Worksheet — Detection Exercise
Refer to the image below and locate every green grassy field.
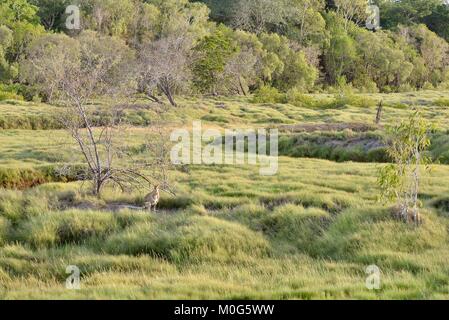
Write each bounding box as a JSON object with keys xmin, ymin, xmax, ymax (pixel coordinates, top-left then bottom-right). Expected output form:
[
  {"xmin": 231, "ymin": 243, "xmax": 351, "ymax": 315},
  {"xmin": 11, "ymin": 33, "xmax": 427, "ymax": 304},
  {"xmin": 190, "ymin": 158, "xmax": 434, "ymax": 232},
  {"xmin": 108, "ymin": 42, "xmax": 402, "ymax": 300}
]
[{"xmin": 1, "ymin": 92, "xmax": 449, "ymax": 299}]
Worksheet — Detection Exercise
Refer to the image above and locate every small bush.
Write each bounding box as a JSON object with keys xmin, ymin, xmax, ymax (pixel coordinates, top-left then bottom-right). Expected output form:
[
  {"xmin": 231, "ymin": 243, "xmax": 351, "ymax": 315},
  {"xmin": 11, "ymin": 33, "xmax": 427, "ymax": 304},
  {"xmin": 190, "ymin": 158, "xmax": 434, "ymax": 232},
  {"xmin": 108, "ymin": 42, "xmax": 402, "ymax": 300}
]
[
  {"xmin": 422, "ymin": 82, "xmax": 434, "ymax": 90},
  {"xmin": 327, "ymin": 93, "xmax": 376, "ymax": 109},
  {"xmin": 398, "ymin": 83, "xmax": 415, "ymax": 93},
  {"xmin": 286, "ymin": 89, "xmax": 317, "ymax": 108},
  {"xmin": 0, "ymin": 91, "xmax": 23, "ymax": 101},
  {"xmin": 252, "ymin": 86, "xmax": 286, "ymax": 104},
  {"xmin": 0, "ymin": 84, "xmax": 40, "ymax": 102}
]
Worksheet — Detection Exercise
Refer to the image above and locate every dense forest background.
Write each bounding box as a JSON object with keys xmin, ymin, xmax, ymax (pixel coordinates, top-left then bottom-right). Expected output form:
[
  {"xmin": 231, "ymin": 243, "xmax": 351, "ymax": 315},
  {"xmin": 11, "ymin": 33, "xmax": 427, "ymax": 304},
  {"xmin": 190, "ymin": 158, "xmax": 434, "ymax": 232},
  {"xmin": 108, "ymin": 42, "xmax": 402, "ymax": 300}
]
[{"xmin": 1, "ymin": 0, "xmax": 449, "ymax": 103}]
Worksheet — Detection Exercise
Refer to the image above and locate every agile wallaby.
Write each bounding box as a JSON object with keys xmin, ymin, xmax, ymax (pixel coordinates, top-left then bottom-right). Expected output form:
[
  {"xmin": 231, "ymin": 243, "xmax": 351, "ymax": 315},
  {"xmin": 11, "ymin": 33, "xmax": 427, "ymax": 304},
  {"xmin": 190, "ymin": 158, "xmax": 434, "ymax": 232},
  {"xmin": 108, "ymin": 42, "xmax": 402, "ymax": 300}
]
[{"xmin": 144, "ymin": 185, "xmax": 160, "ymax": 212}]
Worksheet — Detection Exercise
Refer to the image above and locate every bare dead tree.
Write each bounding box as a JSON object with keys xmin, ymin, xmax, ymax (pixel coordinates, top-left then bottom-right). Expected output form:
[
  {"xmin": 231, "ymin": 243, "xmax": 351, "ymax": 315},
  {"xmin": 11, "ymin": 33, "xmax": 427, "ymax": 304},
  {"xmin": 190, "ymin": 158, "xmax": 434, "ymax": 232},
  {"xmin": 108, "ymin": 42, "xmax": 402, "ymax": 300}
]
[
  {"xmin": 216, "ymin": 44, "xmax": 254, "ymax": 96},
  {"xmin": 137, "ymin": 34, "xmax": 192, "ymax": 107},
  {"xmin": 21, "ymin": 31, "xmax": 167, "ymax": 196},
  {"xmin": 231, "ymin": 0, "xmax": 288, "ymax": 34}
]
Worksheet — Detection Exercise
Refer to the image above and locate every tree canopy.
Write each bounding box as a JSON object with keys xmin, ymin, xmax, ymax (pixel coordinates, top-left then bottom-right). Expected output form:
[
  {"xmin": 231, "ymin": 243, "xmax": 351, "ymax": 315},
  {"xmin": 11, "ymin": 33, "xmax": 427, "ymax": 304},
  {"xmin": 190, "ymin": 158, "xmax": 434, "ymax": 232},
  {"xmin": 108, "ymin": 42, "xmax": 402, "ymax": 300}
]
[{"xmin": 0, "ymin": 0, "xmax": 448, "ymax": 98}]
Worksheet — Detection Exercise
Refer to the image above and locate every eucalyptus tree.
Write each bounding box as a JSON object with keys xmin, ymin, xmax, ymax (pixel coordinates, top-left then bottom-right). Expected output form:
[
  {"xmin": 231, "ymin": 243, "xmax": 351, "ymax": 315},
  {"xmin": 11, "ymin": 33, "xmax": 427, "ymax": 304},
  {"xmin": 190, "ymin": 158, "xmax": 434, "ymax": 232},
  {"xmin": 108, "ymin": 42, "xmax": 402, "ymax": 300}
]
[{"xmin": 379, "ymin": 111, "xmax": 432, "ymax": 224}]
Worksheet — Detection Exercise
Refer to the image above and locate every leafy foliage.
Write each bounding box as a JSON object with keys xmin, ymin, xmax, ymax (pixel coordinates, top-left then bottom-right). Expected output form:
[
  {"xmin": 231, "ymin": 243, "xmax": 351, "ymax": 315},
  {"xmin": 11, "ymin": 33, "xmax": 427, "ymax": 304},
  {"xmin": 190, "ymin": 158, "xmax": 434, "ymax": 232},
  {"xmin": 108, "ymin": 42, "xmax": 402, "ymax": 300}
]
[{"xmin": 379, "ymin": 111, "xmax": 432, "ymax": 223}]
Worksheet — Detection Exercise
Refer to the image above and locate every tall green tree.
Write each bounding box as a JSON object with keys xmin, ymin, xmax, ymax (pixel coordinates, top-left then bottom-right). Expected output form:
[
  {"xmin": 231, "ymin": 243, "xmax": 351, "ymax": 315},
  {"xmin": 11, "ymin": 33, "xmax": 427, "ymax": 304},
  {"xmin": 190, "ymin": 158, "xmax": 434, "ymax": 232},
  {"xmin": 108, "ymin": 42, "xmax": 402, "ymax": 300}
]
[
  {"xmin": 0, "ymin": 0, "xmax": 44, "ymax": 78},
  {"xmin": 423, "ymin": 3, "xmax": 449, "ymax": 42},
  {"xmin": 29, "ymin": 0, "xmax": 70, "ymax": 31},
  {"xmin": 192, "ymin": 25, "xmax": 238, "ymax": 94},
  {"xmin": 259, "ymin": 32, "xmax": 318, "ymax": 91},
  {"xmin": 284, "ymin": 0, "xmax": 326, "ymax": 45},
  {"xmin": 376, "ymin": 0, "xmax": 442, "ymax": 29},
  {"xmin": 0, "ymin": 25, "xmax": 14, "ymax": 81},
  {"xmin": 353, "ymin": 30, "xmax": 413, "ymax": 91}
]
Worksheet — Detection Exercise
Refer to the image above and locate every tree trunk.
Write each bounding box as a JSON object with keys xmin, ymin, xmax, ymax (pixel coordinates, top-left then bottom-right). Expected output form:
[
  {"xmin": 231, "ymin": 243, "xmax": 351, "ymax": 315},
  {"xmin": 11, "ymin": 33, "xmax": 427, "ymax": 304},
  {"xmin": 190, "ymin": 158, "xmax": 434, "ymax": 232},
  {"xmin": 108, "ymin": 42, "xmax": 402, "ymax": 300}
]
[
  {"xmin": 238, "ymin": 76, "xmax": 247, "ymax": 96},
  {"xmin": 166, "ymin": 91, "xmax": 177, "ymax": 107},
  {"xmin": 93, "ymin": 177, "xmax": 102, "ymax": 196},
  {"xmin": 375, "ymin": 101, "xmax": 383, "ymax": 125},
  {"xmin": 158, "ymin": 83, "xmax": 177, "ymax": 107}
]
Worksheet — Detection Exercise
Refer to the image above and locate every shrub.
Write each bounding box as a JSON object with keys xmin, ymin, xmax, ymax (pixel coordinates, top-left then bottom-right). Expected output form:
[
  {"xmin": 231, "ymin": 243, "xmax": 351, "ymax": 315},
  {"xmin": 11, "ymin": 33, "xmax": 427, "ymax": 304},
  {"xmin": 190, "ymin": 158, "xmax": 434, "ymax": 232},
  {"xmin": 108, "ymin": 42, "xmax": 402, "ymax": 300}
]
[
  {"xmin": 398, "ymin": 83, "xmax": 415, "ymax": 93},
  {"xmin": 251, "ymin": 86, "xmax": 286, "ymax": 104},
  {"xmin": 422, "ymin": 82, "xmax": 434, "ymax": 90},
  {"xmin": 286, "ymin": 88, "xmax": 317, "ymax": 108},
  {"xmin": 0, "ymin": 91, "xmax": 23, "ymax": 101},
  {"xmin": 359, "ymin": 81, "xmax": 379, "ymax": 93},
  {"xmin": 0, "ymin": 84, "xmax": 26, "ymax": 101},
  {"xmin": 327, "ymin": 93, "xmax": 376, "ymax": 109}
]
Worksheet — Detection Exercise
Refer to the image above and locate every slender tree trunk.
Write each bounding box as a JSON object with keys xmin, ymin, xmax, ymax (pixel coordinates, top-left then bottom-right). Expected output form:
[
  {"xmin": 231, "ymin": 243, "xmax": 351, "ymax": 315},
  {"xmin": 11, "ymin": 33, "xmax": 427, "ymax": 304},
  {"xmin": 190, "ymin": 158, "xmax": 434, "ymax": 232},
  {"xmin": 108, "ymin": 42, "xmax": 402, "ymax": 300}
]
[
  {"xmin": 158, "ymin": 82, "xmax": 177, "ymax": 107},
  {"xmin": 238, "ymin": 76, "xmax": 247, "ymax": 96},
  {"xmin": 375, "ymin": 101, "xmax": 383, "ymax": 125},
  {"xmin": 166, "ymin": 90, "xmax": 177, "ymax": 107}
]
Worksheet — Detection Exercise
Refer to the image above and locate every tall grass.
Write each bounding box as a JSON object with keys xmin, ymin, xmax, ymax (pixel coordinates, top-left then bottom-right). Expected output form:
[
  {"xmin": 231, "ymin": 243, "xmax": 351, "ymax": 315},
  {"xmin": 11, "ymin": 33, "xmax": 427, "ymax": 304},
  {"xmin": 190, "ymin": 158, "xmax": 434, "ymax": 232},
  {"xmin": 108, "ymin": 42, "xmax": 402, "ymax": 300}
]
[{"xmin": 1, "ymin": 93, "xmax": 449, "ymax": 299}]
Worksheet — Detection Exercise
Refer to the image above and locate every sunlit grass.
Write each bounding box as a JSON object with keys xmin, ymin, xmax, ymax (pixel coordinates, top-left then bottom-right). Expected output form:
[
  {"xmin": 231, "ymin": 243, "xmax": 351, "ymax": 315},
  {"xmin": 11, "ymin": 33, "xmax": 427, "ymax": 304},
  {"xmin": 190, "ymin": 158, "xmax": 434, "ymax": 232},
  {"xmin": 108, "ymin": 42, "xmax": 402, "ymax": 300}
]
[{"xmin": 1, "ymin": 92, "xmax": 449, "ymax": 299}]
